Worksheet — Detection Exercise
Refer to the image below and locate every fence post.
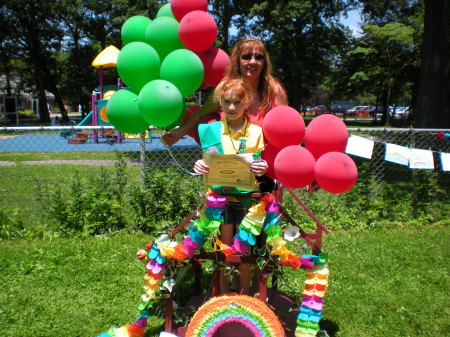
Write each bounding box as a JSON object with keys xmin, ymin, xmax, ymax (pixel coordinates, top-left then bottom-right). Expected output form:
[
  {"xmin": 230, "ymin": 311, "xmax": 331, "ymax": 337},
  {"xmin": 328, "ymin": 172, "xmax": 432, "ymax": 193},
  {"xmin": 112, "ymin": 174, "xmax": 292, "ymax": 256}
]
[
  {"xmin": 140, "ymin": 132, "xmax": 146, "ymax": 186},
  {"xmin": 410, "ymin": 129, "xmax": 418, "ymax": 219}
]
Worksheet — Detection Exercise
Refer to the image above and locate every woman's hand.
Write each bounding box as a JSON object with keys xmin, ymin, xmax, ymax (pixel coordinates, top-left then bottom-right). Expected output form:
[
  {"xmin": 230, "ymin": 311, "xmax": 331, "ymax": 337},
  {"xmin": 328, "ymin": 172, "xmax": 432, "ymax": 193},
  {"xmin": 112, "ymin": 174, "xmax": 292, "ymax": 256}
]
[
  {"xmin": 250, "ymin": 160, "xmax": 268, "ymax": 177},
  {"xmin": 161, "ymin": 130, "xmax": 183, "ymax": 146},
  {"xmin": 194, "ymin": 159, "xmax": 209, "ymax": 175}
]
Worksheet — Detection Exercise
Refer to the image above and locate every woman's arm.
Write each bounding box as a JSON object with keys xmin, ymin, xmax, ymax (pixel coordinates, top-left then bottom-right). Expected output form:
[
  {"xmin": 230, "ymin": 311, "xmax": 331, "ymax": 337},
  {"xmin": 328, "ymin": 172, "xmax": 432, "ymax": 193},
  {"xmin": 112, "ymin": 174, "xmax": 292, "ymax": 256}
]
[
  {"xmin": 162, "ymin": 94, "xmax": 220, "ymax": 146},
  {"xmin": 274, "ymin": 83, "xmax": 288, "ymax": 106}
]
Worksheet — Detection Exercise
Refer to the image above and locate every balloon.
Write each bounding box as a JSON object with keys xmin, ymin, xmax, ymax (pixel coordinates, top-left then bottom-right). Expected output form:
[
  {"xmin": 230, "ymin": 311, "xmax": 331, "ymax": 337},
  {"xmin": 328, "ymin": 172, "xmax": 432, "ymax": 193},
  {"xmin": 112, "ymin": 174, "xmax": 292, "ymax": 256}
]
[
  {"xmin": 274, "ymin": 146, "xmax": 316, "ymax": 189},
  {"xmin": 145, "ymin": 17, "xmax": 184, "ymax": 61},
  {"xmin": 106, "ymin": 89, "xmax": 150, "ymax": 133},
  {"xmin": 178, "ymin": 11, "xmax": 217, "ymax": 52},
  {"xmin": 164, "ymin": 102, "xmax": 186, "ymax": 130},
  {"xmin": 196, "ymin": 47, "xmax": 230, "ymax": 87},
  {"xmin": 138, "ymin": 80, "xmax": 184, "ymax": 128},
  {"xmin": 121, "ymin": 16, "xmax": 152, "ymax": 45},
  {"xmin": 262, "ymin": 143, "xmax": 282, "ymax": 179},
  {"xmin": 117, "ymin": 42, "xmax": 160, "ymax": 93},
  {"xmin": 304, "ymin": 114, "xmax": 348, "ymax": 159},
  {"xmin": 314, "ymin": 152, "xmax": 358, "ymax": 193},
  {"xmin": 160, "ymin": 49, "xmax": 204, "ymax": 97},
  {"xmin": 263, "ymin": 106, "xmax": 305, "ymax": 149},
  {"xmin": 170, "ymin": 0, "xmax": 208, "ymax": 22},
  {"xmin": 156, "ymin": 3, "xmax": 175, "ymax": 19}
]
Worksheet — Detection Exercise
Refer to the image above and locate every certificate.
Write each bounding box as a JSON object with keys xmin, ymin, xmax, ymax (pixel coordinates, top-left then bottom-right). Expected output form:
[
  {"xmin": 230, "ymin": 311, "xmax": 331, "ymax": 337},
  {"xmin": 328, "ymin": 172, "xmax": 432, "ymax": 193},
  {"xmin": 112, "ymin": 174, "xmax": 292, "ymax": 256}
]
[{"xmin": 203, "ymin": 151, "xmax": 257, "ymax": 190}]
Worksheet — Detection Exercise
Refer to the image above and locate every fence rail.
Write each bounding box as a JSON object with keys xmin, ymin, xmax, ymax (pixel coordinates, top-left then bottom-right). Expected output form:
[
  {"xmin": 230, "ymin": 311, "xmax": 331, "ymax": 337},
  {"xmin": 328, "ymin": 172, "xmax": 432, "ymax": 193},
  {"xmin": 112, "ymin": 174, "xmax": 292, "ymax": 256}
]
[{"xmin": 1, "ymin": 126, "xmax": 449, "ymax": 230}]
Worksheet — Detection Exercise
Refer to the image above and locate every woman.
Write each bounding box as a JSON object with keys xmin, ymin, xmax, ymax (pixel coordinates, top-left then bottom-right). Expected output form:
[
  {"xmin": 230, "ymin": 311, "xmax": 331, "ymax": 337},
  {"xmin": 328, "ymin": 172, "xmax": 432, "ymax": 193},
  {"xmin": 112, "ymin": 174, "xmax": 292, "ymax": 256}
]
[{"xmin": 162, "ymin": 38, "xmax": 288, "ymax": 146}]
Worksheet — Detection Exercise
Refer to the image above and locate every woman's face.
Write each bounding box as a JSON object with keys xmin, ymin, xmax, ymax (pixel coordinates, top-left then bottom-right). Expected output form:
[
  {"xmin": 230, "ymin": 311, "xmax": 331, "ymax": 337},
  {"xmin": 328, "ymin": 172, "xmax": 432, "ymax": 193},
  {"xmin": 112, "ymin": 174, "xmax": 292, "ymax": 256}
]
[
  {"xmin": 222, "ymin": 90, "xmax": 245, "ymax": 122},
  {"xmin": 239, "ymin": 46, "xmax": 264, "ymax": 80}
]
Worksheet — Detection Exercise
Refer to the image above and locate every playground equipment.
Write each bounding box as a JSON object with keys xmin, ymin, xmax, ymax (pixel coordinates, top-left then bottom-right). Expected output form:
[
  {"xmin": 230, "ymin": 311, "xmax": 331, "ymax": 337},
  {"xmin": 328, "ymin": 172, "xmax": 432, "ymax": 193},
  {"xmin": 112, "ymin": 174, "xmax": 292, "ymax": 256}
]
[{"xmin": 64, "ymin": 46, "xmax": 123, "ymax": 144}]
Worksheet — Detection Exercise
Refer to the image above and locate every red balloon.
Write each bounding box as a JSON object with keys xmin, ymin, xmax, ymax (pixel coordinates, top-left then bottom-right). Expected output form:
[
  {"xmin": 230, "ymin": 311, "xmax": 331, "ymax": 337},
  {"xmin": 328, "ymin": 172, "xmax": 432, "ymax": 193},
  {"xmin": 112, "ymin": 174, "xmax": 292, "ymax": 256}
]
[
  {"xmin": 262, "ymin": 143, "xmax": 282, "ymax": 179},
  {"xmin": 304, "ymin": 114, "xmax": 348, "ymax": 159},
  {"xmin": 314, "ymin": 152, "xmax": 358, "ymax": 193},
  {"xmin": 181, "ymin": 105, "xmax": 220, "ymax": 144},
  {"xmin": 179, "ymin": 11, "xmax": 217, "ymax": 51},
  {"xmin": 196, "ymin": 47, "xmax": 230, "ymax": 87},
  {"xmin": 170, "ymin": 0, "xmax": 208, "ymax": 22},
  {"xmin": 274, "ymin": 146, "xmax": 316, "ymax": 189},
  {"xmin": 263, "ymin": 106, "xmax": 305, "ymax": 149}
]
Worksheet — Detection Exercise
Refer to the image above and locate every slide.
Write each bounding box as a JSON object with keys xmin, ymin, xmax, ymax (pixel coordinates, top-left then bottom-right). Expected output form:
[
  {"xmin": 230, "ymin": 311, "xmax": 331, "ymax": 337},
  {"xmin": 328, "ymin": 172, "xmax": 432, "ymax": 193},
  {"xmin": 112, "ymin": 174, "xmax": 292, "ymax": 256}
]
[{"xmin": 77, "ymin": 111, "xmax": 93, "ymax": 126}]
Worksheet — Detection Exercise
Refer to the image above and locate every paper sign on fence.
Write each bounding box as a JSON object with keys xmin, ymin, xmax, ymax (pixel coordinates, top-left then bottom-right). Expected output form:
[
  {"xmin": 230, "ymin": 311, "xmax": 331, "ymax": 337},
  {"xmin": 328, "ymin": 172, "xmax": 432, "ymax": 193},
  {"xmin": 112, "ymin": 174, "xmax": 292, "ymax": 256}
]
[
  {"xmin": 385, "ymin": 143, "xmax": 410, "ymax": 166},
  {"xmin": 409, "ymin": 148, "xmax": 434, "ymax": 169},
  {"xmin": 439, "ymin": 152, "xmax": 450, "ymax": 172},
  {"xmin": 345, "ymin": 135, "xmax": 374, "ymax": 159}
]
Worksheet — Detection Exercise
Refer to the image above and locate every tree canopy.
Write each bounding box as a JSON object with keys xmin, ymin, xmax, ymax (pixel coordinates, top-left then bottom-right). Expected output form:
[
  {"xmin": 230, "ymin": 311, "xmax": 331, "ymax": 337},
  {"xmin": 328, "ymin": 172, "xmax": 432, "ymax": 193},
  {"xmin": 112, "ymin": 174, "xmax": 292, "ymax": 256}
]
[{"xmin": 0, "ymin": 0, "xmax": 447, "ymax": 127}]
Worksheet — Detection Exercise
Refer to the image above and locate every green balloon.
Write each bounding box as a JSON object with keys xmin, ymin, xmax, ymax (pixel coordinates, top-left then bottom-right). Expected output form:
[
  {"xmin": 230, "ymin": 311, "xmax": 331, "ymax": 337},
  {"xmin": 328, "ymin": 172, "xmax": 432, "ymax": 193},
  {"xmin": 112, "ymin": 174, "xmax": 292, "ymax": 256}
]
[
  {"xmin": 164, "ymin": 101, "xmax": 187, "ymax": 130},
  {"xmin": 121, "ymin": 16, "xmax": 152, "ymax": 45},
  {"xmin": 145, "ymin": 17, "xmax": 184, "ymax": 61},
  {"xmin": 117, "ymin": 42, "xmax": 160, "ymax": 93},
  {"xmin": 106, "ymin": 89, "xmax": 150, "ymax": 133},
  {"xmin": 156, "ymin": 3, "xmax": 175, "ymax": 19},
  {"xmin": 138, "ymin": 80, "xmax": 184, "ymax": 128},
  {"xmin": 160, "ymin": 49, "xmax": 204, "ymax": 97}
]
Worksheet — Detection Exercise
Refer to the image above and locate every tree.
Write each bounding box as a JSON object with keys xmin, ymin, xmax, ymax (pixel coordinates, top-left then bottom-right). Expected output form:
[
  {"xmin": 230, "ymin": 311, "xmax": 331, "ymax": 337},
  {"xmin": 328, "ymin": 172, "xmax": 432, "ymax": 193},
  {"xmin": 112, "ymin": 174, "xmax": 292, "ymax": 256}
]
[
  {"xmin": 0, "ymin": 0, "xmax": 65, "ymax": 122},
  {"xmin": 413, "ymin": 0, "xmax": 449, "ymax": 128},
  {"xmin": 246, "ymin": 0, "xmax": 351, "ymax": 109}
]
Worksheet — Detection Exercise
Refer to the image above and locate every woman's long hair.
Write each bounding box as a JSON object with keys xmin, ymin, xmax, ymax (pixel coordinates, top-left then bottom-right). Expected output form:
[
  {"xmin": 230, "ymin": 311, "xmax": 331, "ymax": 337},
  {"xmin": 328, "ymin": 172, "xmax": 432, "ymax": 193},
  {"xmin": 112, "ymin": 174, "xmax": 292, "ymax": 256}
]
[{"xmin": 223, "ymin": 38, "xmax": 280, "ymax": 116}]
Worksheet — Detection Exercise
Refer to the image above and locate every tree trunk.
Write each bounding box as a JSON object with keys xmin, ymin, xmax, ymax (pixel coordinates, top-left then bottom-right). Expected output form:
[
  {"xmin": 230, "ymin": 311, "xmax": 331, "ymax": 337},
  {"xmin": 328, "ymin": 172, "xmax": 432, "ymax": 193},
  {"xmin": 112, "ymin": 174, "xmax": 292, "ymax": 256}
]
[{"xmin": 413, "ymin": 0, "xmax": 449, "ymax": 128}]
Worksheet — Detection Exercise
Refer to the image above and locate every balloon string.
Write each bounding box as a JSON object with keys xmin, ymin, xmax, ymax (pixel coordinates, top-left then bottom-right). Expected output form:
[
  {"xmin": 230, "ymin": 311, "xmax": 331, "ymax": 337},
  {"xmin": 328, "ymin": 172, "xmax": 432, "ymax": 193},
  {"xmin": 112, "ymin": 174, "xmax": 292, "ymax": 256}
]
[{"xmin": 161, "ymin": 138, "xmax": 200, "ymax": 176}]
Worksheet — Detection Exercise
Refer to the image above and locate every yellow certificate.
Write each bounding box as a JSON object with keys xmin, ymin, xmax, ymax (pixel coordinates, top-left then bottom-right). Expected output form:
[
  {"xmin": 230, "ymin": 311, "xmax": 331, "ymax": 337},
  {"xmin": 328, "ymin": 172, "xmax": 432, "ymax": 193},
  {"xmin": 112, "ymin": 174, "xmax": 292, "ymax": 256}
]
[{"xmin": 203, "ymin": 151, "xmax": 257, "ymax": 190}]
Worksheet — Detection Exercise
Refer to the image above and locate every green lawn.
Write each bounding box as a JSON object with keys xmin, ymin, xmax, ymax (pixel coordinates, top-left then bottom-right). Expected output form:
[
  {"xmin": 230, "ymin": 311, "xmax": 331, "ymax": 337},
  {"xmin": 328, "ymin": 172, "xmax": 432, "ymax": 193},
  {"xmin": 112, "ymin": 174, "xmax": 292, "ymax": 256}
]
[{"xmin": 0, "ymin": 225, "xmax": 448, "ymax": 336}]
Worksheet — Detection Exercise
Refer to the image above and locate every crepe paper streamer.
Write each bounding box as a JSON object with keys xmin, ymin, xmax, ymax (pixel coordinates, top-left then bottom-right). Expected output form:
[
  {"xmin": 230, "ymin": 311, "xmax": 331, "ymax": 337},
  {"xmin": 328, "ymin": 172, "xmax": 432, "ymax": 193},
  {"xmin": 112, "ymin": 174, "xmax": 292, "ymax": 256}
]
[
  {"xmin": 185, "ymin": 294, "xmax": 285, "ymax": 337},
  {"xmin": 295, "ymin": 261, "xmax": 329, "ymax": 337}
]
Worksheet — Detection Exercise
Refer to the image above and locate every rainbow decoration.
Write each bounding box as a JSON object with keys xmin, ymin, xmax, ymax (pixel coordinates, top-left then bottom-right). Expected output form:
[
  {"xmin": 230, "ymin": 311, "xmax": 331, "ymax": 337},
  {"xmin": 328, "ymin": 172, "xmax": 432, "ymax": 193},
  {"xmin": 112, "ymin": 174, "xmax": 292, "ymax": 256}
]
[
  {"xmin": 96, "ymin": 190, "xmax": 330, "ymax": 337},
  {"xmin": 296, "ymin": 255, "xmax": 329, "ymax": 337},
  {"xmin": 186, "ymin": 294, "xmax": 285, "ymax": 337}
]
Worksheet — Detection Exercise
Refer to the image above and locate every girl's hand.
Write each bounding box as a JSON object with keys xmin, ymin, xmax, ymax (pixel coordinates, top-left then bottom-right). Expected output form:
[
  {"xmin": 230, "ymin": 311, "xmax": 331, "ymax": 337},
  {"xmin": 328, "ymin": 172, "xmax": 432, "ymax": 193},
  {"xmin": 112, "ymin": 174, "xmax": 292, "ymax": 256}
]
[
  {"xmin": 250, "ymin": 160, "xmax": 268, "ymax": 177},
  {"xmin": 194, "ymin": 159, "xmax": 209, "ymax": 175}
]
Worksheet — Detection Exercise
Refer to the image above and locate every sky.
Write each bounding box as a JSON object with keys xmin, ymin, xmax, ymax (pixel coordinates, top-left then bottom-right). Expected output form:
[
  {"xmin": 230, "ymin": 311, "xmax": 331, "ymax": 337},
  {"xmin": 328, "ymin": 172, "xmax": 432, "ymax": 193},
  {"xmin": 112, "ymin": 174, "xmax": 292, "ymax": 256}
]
[{"xmin": 340, "ymin": 9, "xmax": 363, "ymax": 36}]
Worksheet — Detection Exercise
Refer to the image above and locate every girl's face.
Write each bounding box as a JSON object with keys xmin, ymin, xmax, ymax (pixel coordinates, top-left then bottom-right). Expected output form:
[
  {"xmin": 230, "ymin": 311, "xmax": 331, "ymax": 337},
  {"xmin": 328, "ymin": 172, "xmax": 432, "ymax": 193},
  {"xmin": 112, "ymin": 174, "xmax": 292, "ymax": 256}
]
[
  {"xmin": 239, "ymin": 46, "xmax": 264, "ymax": 80},
  {"xmin": 222, "ymin": 90, "xmax": 245, "ymax": 122}
]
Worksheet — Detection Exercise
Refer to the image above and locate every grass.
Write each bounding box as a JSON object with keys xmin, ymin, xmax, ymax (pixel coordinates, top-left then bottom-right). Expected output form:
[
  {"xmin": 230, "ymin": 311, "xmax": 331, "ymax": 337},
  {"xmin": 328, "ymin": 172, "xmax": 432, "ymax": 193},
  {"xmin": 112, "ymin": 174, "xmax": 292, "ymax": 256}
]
[{"xmin": 0, "ymin": 225, "xmax": 448, "ymax": 336}]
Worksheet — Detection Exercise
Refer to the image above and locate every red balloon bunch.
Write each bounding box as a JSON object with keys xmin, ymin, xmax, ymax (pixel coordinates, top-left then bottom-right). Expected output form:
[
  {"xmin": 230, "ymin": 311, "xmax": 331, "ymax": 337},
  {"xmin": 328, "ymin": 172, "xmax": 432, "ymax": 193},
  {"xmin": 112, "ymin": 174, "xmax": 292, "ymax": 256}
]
[{"xmin": 262, "ymin": 107, "xmax": 358, "ymax": 193}]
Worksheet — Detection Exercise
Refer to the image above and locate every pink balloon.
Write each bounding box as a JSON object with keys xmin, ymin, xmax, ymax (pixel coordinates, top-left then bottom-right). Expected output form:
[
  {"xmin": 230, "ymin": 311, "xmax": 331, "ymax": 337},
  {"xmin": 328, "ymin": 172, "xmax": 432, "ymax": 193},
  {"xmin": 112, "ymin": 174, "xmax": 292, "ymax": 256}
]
[
  {"xmin": 304, "ymin": 114, "xmax": 348, "ymax": 159},
  {"xmin": 274, "ymin": 146, "xmax": 316, "ymax": 189},
  {"xmin": 196, "ymin": 47, "xmax": 230, "ymax": 87},
  {"xmin": 179, "ymin": 11, "xmax": 217, "ymax": 51},
  {"xmin": 263, "ymin": 106, "xmax": 305, "ymax": 149},
  {"xmin": 262, "ymin": 143, "xmax": 282, "ymax": 179},
  {"xmin": 314, "ymin": 152, "xmax": 358, "ymax": 193},
  {"xmin": 170, "ymin": 0, "xmax": 208, "ymax": 22}
]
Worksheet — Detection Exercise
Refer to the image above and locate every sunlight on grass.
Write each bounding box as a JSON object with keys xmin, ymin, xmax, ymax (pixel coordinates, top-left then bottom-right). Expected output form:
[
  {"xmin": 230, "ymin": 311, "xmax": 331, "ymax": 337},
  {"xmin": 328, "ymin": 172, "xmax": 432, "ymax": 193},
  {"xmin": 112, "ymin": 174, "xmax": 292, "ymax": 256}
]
[{"xmin": 0, "ymin": 225, "xmax": 448, "ymax": 336}]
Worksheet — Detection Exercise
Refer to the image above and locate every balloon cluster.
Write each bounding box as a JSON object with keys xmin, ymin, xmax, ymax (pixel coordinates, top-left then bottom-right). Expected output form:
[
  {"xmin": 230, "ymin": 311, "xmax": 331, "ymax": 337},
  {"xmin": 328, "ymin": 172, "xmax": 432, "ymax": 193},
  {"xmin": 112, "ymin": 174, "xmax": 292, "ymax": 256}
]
[
  {"xmin": 106, "ymin": 0, "xmax": 230, "ymax": 134},
  {"xmin": 262, "ymin": 108, "xmax": 358, "ymax": 194}
]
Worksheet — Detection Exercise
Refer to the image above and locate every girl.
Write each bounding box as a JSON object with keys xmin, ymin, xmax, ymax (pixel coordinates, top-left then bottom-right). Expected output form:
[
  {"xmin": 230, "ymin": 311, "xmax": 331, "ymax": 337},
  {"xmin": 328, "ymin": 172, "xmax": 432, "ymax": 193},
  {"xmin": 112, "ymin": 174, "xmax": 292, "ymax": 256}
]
[{"xmin": 193, "ymin": 78, "xmax": 268, "ymax": 294}]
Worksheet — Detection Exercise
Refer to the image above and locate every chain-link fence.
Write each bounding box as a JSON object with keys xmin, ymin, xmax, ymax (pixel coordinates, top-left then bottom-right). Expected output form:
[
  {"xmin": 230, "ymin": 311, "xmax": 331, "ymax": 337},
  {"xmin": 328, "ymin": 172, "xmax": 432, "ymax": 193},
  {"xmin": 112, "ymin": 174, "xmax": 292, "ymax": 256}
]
[{"xmin": 0, "ymin": 126, "xmax": 449, "ymax": 231}]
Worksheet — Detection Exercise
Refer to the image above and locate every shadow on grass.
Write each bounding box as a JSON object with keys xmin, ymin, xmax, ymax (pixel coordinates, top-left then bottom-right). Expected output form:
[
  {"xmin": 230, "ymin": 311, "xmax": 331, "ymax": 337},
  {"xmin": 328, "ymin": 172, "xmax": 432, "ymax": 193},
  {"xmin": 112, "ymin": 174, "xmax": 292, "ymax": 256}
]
[{"xmin": 320, "ymin": 319, "xmax": 340, "ymax": 336}]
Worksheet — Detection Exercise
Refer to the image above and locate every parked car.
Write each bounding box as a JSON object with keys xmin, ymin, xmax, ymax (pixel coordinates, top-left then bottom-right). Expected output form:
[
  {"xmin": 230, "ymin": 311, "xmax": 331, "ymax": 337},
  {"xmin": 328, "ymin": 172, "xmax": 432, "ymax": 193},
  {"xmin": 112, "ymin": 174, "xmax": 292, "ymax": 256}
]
[
  {"xmin": 330, "ymin": 101, "xmax": 354, "ymax": 116},
  {"xmin": 369, "ymin": 106, "xmax": 384, "ymax": 118},
  {"xmin": 346, "ymin": 105, "xmax": 366, "ymax": 116},
  {"xmin": 309, "ymin": 105, "xmax": 327, "ymax": 116},
  {"xmin": 392, "ymin": 106, "xmax": 410, "ymax": 119}
]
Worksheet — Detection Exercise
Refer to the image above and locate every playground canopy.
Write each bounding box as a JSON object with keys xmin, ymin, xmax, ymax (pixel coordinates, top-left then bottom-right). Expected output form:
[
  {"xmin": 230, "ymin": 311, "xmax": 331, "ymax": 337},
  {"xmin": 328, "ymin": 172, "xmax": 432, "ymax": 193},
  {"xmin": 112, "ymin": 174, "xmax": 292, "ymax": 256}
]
[{"xmin": 92, "ymin": 45, "xmax": 120, "ymax": 69}]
